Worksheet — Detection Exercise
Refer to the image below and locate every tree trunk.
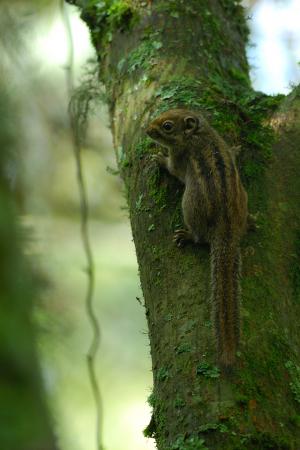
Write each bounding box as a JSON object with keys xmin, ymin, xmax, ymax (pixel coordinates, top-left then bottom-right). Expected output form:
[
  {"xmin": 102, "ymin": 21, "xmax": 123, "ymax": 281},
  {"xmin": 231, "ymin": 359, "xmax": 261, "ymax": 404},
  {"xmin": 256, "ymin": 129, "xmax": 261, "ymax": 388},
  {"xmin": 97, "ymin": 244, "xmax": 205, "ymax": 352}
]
[{"xmin": 67, "ymin": 1, "xmax": 300, "ymax": 448}]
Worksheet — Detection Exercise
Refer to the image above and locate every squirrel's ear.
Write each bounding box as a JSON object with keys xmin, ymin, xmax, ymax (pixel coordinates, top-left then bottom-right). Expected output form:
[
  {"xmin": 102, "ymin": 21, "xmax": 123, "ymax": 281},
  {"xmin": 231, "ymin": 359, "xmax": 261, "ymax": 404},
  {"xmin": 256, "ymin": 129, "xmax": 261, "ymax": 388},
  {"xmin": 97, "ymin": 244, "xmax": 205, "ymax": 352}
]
[{"xmin": 184, "ymin": 116, "xmax": 198, "ymax": 134}]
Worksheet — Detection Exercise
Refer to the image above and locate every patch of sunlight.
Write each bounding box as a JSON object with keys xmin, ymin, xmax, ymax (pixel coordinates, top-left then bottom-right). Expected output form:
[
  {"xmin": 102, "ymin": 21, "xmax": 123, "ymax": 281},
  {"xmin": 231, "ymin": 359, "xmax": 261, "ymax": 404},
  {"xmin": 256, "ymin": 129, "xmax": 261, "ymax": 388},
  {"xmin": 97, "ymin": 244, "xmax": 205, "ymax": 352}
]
[
  {"xmin": 31, "ymin": 4, "xmax": 94, "ymax": 74},
  {"xmin": 247, "ymin": 0, "xmax": 300, "ymax": 94},
  {"xmin": 118, "ymin": 401, "xmax": 156, "ymax": 450}
]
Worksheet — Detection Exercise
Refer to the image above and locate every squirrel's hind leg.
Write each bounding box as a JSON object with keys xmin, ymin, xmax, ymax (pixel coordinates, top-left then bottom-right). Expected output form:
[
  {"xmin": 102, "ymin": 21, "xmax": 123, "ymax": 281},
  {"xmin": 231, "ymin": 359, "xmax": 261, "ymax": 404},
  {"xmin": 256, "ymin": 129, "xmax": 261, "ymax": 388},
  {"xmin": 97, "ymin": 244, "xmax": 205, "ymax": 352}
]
[
  {"xmin": 173, "ymin": 229, "xmax": 194, "ymax": 247},
  {"xmin": 173, "ymin": 228, "xmax": 207, "ymax": 248}
]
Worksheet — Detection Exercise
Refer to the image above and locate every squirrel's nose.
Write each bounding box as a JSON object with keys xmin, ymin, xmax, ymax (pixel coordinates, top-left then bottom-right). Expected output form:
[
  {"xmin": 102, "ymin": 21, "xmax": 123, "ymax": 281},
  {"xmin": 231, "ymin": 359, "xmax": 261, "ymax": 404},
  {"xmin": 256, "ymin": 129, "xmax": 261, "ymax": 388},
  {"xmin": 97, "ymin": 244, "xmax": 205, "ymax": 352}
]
[{"xmin": 146, "ymin": 125, "xmax": 155, "ymax": 137}]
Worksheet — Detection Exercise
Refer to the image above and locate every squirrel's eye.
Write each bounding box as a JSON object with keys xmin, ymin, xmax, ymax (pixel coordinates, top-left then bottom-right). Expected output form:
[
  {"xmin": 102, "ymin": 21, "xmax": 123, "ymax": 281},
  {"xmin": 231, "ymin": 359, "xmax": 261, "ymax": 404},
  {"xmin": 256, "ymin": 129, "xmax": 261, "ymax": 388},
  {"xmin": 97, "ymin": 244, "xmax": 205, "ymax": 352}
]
[{"xmin": 162, "ymin": 121, "xmax": 174, "ymax": 132}]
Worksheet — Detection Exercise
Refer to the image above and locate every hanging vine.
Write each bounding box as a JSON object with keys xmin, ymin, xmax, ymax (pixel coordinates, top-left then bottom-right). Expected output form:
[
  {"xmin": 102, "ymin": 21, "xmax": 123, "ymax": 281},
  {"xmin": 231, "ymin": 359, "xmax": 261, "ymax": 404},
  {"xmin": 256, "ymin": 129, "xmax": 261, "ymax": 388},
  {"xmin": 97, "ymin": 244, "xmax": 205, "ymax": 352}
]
[{"xmin": 60, "ymin": 2, "xmax": 104, "ymax": 449}]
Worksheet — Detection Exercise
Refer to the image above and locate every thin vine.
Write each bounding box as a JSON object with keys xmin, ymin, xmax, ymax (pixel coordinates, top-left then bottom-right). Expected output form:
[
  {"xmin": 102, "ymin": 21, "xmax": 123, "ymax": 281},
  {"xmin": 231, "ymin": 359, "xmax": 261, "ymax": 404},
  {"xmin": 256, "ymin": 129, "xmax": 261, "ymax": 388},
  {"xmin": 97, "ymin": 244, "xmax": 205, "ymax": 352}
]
[{"xmin": 60, "ymin": 2, "xmax": 104, "ymax": 450}]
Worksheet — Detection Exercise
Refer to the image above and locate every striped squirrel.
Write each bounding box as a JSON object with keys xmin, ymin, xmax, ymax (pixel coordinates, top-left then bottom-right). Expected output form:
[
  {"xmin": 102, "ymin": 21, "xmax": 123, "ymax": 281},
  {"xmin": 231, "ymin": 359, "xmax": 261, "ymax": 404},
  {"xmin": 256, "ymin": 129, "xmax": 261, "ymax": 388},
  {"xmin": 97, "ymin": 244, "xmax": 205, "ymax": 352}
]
[{"xmin": 146, "ymin": 109, "xmax": 248, "ymax": 368}]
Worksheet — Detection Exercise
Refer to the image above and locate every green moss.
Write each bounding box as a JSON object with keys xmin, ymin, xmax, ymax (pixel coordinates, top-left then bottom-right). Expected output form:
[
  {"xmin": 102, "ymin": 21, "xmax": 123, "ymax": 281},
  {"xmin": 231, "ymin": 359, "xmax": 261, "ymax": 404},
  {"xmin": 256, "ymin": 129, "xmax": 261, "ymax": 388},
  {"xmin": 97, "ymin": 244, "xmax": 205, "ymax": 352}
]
[
  {"xmin": 169, "ymin": 201, "xmax": 184, "ymax": 234},
  {"xmin": 78, "ymin": 0, "xmax": 249, "ymax": 91},
  {"xmin": 156, "ymin": 367, "xmax": 169, "ymax": 382},
  {"xmin": 135, "ymin": 193, "xmax": 144, "ymax": 212},
  {"xmin": 143, "ymin": 414, "xmax": 156, "ymax": 438},
  {"xmin": 174, "ymin": 396, "xmax": 185, "ymax": 409},
  {"xmin": 145, "ymin": 390, "xmax": 169, "ymax": 441},
  {"xmin": 165, "ymin": 313, "xmax": 174, "ymax": 322},
  {"xmin": 169, "ymin": 435, "xmax": 208, "ymax": 450},
  {"xmin": 147, "ymin": 391, "xmax": 156, "ymax": 408},
  {"xmin": 239, "ymin": 92, "xmax": 282, "ymax": 162},
  {"xmin": 135, "ymin": 136, "xmax": 153, "ymax": 159},
  {"xmin": 179, "ymin": 319, "xmax": 197, "ymax": 334},
  {"xmin": 144, "ymin": 392, "xmax": 158, "ymax": 438},
  {"xmin": 291, "ymin": 231, "xmax": 300, "ymax": 302},
  {"xmin": 219, "ymin": 0, "xmax": 249, "ymax": 43},
  {"xmin": 196, "ymin": 362, "xmax": 220, "ymax": 379},
  {"xmin": 290, "ymin": 414, "xmax": 300, "ymax": 427},
  {"xmin": 154, "ymin": 0, "xmax": 249, "ymax": 68},
  {"xmin": 80, "ymin": 0, "xmax": 138, "ymax": 46},
  {"xmin": 147, "ymin": 167, "xmax": 168, "ymax": 211},
  {"xmin": 118, "ymin": 31, "xmax": 163, "ymax": 75},
  {"xmin": 285, "ymin": 361, "xmax": 300, "ymax": 404},
  {"xmin": 119, "ymin": 144, "xmax": 131, "ymax": 171},
  {"xmin": 230, "ymin": 332, "xmax": 294, "ymax": 440},
  {"xmin": 240, "ymin": 366, "xmax": 261, "ymax": 400},
  {"xmin": 237, "ymin": 359, "xmax": 264, "ymax": 399},
  {"xmin": 247, "ymin": 431, "xmax": 290, "ymax": 449},
  {"xmin": 153, "ymin": 400, "xmax": 168, "ymax": 445},
  {"xmin": 155, "ymin": 1, "xmax": 200, "ymax": 16},
  {"xmin": 175, "ymin": 343, "xmax": 192, "ymax": 354},
  {"xmin": 108, "ymin": 1, "xmax": 135, "ymax": 28},
  {"xmin": 199, "ymin": 422, "xmax": 229, "ymax": 433},
  {"xmin": 233, "ymin": 392, "xmax": 250, "ymax": 410},
  {"xmin": 155, "ymin": 78, "xmax": 203, "ymax": 111}
]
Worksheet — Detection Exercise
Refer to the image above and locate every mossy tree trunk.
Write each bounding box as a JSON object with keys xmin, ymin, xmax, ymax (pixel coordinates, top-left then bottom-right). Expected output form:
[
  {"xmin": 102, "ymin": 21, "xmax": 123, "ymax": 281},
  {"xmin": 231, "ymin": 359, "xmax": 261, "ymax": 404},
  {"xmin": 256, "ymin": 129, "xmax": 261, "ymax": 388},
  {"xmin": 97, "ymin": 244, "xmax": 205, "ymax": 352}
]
[{"xmin": 67, "ymin": 1, "xmax": 300, "ymax": 448}]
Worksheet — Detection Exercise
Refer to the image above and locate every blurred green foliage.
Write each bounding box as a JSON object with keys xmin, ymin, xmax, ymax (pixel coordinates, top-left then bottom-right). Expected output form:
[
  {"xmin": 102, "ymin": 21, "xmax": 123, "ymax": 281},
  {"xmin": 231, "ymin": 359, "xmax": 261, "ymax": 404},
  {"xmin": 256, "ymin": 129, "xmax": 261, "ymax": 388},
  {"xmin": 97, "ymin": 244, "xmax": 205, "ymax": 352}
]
[{"xmin": 0, "ymin": 84, "xmax": 56, "ymax": 449}]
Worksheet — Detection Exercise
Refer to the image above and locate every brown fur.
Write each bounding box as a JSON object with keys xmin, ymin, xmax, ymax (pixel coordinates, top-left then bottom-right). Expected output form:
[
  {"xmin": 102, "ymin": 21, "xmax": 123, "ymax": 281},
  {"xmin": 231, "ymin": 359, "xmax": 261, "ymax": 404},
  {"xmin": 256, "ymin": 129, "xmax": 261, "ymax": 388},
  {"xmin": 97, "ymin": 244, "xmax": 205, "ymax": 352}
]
[{"xmin": 146, "ymin": 109, "xmax": 248, "ymax": 368}]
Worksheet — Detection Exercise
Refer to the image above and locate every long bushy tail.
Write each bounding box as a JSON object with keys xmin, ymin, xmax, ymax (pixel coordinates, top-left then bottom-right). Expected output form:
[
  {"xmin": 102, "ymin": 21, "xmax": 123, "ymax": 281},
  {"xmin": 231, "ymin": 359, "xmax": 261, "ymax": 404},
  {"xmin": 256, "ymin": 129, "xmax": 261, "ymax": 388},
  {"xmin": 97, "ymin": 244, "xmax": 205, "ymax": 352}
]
[{"xmin": 210, "ymin": 234, "xmax": 241, "ymax": 368}]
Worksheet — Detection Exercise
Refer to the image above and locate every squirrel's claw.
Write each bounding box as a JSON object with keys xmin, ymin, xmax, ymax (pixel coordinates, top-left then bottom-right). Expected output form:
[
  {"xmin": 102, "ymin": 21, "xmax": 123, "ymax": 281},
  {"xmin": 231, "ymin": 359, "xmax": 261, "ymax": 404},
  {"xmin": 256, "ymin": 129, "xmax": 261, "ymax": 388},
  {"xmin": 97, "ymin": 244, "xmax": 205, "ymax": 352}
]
[
  {"xmin": 151, "ymin": 152, "xmax": 167, "ymax": 167},
  {"xmin": 173, "ymin": 229, "xmax": 193, "ymax": 247}
]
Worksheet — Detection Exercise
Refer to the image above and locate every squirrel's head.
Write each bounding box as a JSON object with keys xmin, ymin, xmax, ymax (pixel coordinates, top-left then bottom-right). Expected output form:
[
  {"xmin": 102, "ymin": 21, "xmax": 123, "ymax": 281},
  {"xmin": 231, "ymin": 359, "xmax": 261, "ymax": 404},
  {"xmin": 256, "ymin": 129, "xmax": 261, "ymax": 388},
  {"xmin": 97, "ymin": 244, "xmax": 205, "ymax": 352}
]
[{"xmin": 146, "ymin": 109, "xmax": 203, "ymax": 147}]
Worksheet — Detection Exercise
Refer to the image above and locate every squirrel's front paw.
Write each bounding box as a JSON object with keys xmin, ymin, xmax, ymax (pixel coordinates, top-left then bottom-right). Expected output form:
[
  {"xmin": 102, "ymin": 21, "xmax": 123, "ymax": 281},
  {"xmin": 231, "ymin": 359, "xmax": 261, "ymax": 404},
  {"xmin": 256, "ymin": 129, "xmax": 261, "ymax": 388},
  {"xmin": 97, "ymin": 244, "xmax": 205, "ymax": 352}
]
[{"xmin": 152, "ymin": 152, "xmax": 167, "ymax": 167}]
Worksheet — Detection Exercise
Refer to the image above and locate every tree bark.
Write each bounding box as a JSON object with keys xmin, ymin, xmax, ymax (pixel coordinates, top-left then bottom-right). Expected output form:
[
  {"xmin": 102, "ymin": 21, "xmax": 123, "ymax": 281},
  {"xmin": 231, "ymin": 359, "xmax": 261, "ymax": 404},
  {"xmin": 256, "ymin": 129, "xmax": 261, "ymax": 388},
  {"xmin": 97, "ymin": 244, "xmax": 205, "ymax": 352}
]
[{"xmin": 67, "ymin": 1, "xmax": 300, "ymax": 448}]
